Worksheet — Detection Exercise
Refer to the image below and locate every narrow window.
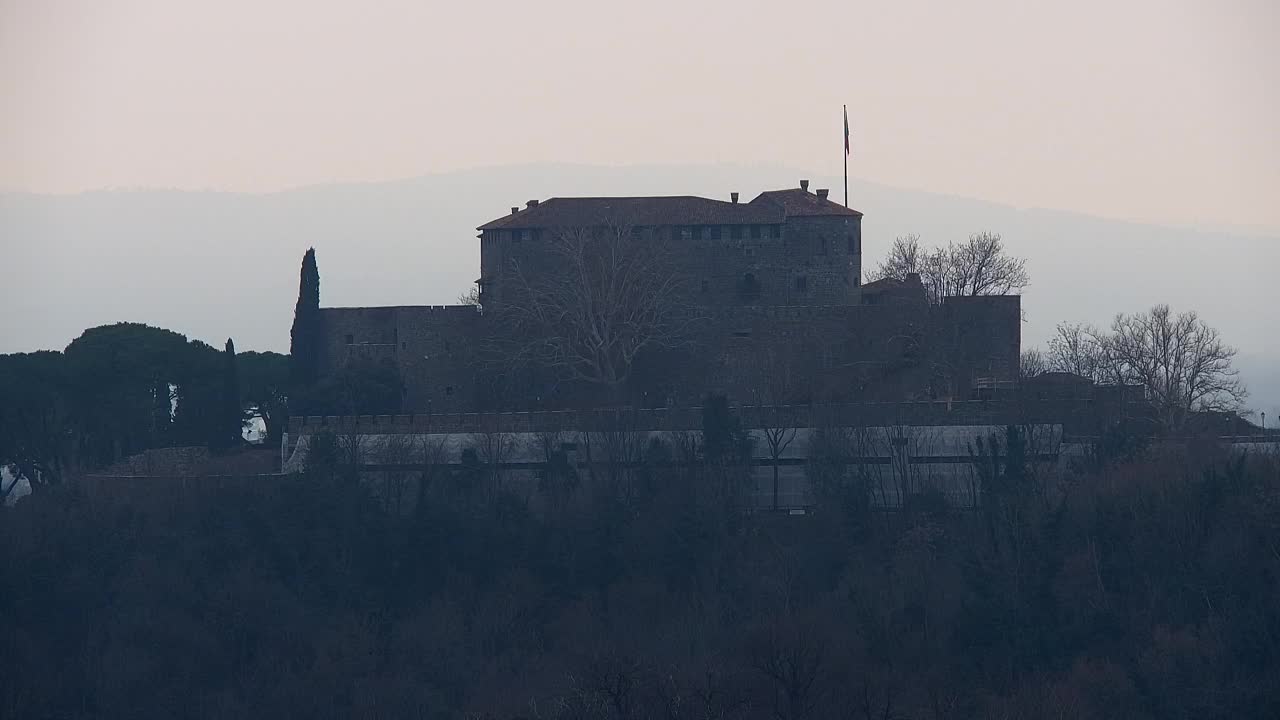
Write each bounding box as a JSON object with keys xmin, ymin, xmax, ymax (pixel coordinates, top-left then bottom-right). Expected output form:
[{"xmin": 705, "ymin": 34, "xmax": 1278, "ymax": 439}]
[
  {"xmin": 700, "ymin": 278, "xmax": 709, "ymax": 293},
  {"xmin": 750, "ymin": 224, "xmax": 762, "ymax": 239},
  {"xmin": 691, "ymin": 226, "xmax": 703, "ymax": 240},
  {"xmin": 820, "ymin": 237, "xmax": 828, "ymax": 254},
  {"xmin": 795, "ymin": 276, "xmax": 808, "ymax": 292},
  {"xmin": 730, "ymin": 225, "xmax": 743, "ymax": 240},
  {"xmin": 847, "ymin": 234, "xmax": 856, "ymax": 253},
  {"xmin": 709, "ymin": 225, "xmax": 722, "ymax": 240},
  {"xmin": 771, "ymin": 225, "xmax": 781, "ymax": 239},
  {"xmin": 532, "ymin": 228, "xmax": 542, "ymax": 242}
]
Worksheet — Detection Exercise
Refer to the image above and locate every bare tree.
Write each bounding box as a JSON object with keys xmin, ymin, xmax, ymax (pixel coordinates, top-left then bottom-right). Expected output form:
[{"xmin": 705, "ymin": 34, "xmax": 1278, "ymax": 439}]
[
  {"xmin": 867, "ymin": 234, "xmax": 925, "ymax": 281},
  {"xmin": 456, "ymin": 285, "xmax": 481, "ymax": 307},
  {"xmin": 1107, "ymin": 304, "xmax": 1246, "ymax": 429},
  {"xmin": 761, "ymin": 408, "xmax": 800, "ymax": 512},
  {"xmin": 1050, "ymin": 307, "xmax": 1247, "ymax": 429},
  {"xmin": 751, "ymin": 347, "xmax": 810, "ymax": 510},
  {"xmin": 1019, "ymin": 348, "xmax": 1047, "ymax": 380},
  {"xmin": 1046, "ymin": 322, "xmax": 1114, "ymax": 383},
  {"xmin": 868, "ymin": 232, "xmax": 1028, "ymax": 305},
  {"xmin": 502, "ymin": 223, "xmax": 701, "ymax": 394}
]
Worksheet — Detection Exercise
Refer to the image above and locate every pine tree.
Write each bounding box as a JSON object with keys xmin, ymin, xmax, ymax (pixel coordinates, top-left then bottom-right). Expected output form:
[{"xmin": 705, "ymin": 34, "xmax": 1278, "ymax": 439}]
[{"xmin": 289, "ymin": 248, "xmax": 322, "ymax": 391}]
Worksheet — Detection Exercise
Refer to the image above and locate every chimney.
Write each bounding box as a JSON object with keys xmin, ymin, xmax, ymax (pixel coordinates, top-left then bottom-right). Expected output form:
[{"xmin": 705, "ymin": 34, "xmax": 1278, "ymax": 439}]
[
  {"xmin": 730, "ymin": 192, "xmax": 739, "ymax": 204},
  {"xmin": 816, "ymin": 188, "xmax": 829, "ymax": 200},
  {"xmin": 511, "ymin": 206, "xmax": 519, "ymax": 215},
  {"xmin": 527, "ymin": 199, "xmax": 539, "ymax": 208},
  {"xmin": 800, "ymin": 179, "xmax": 810, "ymax": 192}
]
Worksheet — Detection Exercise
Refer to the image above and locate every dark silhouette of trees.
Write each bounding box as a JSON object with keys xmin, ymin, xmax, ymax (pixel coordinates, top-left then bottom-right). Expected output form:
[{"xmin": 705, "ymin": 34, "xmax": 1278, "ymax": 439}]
[
  {"xmin": 0, "ymin": 351, "xmax": 71, "ymax": 490},
  {"xmin": 869, "ymin": 232, "xmax": 1029, "ymax": 304},
  {"xmin": 1049, "ymin": 306, "xmax": 1246, "ymax": 430},
  {"xmin": 1, "ymin": 438, "xmax": 1278, "ymax": 718},
  {"xmin": 237, "ymin": 351, "xmax": 290, "ymax": 444},
  {"xmin": 213, "ymin": 338, "xmax": 243, "ymax": 450},
  {"xmin": 289, "ymin": 248, "xmax": 322, "ymax": 391}
]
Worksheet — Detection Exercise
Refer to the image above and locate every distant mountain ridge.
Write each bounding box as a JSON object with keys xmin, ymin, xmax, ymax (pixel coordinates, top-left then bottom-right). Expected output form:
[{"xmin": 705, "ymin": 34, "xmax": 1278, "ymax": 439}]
[{"xmin": 2, "ymin": 162, "xmax": 1276, "ymax": 419}]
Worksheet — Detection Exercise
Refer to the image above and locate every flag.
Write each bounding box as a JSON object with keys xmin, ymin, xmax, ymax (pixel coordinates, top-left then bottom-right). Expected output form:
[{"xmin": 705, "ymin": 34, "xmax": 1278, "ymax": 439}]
[{"xmin": 843, "ymin": 105, "xmax": 850, "ymax": 157}]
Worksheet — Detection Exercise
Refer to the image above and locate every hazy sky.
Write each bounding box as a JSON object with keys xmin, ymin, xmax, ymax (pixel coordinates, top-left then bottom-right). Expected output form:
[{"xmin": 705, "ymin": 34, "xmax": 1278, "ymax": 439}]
[{"xmin": 2, "ymin": 0, "xmax": 1278, "ymax": 230}]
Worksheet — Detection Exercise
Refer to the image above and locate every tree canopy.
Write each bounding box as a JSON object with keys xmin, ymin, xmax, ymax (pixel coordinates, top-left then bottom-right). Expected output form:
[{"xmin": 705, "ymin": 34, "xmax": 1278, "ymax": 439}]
[{"xmin": 869, "ymin": 232, "xmax": 1029, "ymax": 304}]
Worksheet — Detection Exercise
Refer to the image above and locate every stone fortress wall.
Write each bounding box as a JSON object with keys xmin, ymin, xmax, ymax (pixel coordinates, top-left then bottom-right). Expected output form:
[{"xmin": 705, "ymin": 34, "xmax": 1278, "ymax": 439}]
[{"xmin": 314, "ymin": 181, "xmax": 1021, "ymax": 414}]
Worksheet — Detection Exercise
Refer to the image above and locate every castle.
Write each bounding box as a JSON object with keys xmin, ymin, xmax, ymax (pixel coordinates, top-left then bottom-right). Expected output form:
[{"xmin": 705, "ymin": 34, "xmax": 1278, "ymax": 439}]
[{"xmin": 316, "ymin": 180, "xmax": 1021, "ymax": 413}]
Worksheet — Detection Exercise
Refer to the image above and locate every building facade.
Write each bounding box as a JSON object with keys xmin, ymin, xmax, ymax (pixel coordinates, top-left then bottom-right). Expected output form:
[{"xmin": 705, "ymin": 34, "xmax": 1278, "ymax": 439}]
[{"xmin": 316, "ymin": 180, "xmax": 1020, "ymax": 412}]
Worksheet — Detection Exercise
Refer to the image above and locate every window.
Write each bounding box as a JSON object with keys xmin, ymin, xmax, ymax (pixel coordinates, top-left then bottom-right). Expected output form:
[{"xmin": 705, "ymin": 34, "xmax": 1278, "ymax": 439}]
[
  {"xmin": 771, "ymin": 225, "xmax": 781, "ymax": 239},
  {"xmin": 691, "ymin": 226, "xmax": 703, "ymax": 240},
  {"xmin": 532, "ymin": 229, "xmax": 542, "ymax": 242},
  {"xmin": 848, "ymin": 234, "xmax": 859, "ymax": 253},
  {"xmin": 820, "ymin": 237, "xmax": 828, "ymax": 254},
  {"xmin": 344, "ymin": 334, "xmax": 354, "ymax": 345},
  {"xmin": 739, "ymin": 272, "xmax": 761, "ymax": 301},
  {"xmin": 795, "ymin": 276, "xmax": 808, "ymax": 292},
  {"xmin": 750, "ymin": 224, "xmax": 762, "ymax": 239},
  {"xmin": 709, "ymin": 225, "xmax": 722, "ymax": 240},
  {"xmin": 445, "ymin": 386, "xmax": 455, "ymax": 397},
  {"xmin": 700, "ymin": 278, "xmax": 709, "ymax": 293},
  {"xmin": 511, "ymin": 229, "xmax": 523, "ymax": 242},
  {"xmin": 730, "ymin": 225, "xmax": 743, "ymax": 240}
]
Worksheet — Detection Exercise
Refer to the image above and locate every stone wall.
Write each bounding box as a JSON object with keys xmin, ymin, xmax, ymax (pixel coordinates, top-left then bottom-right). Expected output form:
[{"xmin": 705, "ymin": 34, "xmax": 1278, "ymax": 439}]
[
  {"xmin": 317, "ymin": 291, "xmax": 1021, "ymax": 412},
  {"xmin": 287, "ymin": 398, "xmax": 1123, "ymax": 438},
  {"xmin": 319, "ymin": 305, "xmax": 483, "ymax": 412},
  {"xmin": 931, "ymin": 295, "xmax": 1022, "ymax": 396},
  {"xmin": 480, "ymin": 215, "xmax": 862, "ymax": 312}
]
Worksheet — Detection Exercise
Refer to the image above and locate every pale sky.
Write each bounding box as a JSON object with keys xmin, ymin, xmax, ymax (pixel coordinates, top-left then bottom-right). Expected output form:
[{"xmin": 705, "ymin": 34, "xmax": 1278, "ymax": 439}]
[{"xmin": 2, "ymin": 0, "xmax": 1278, "ymax": 230}]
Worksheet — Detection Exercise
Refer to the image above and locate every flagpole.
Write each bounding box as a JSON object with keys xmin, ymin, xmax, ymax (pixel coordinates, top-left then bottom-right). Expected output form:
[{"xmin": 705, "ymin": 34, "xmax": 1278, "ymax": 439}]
[{"xmin": 843, "ymin": 104, "xmax": 848, "ymax": 208}]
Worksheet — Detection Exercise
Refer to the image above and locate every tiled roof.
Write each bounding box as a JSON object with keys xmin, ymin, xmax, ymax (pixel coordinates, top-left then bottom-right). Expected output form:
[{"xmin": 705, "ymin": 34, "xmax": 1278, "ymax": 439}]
[
  {"xmin": 751, "ymin": 189, "xmax": 864, "ymax": 217},
  {"xmin": 478, "ymin": 196, "xmax": 784, "ymax": 231}
]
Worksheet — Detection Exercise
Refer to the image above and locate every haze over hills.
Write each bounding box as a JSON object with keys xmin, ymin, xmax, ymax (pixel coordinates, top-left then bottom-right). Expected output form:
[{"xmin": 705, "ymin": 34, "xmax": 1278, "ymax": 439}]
[{"xmin": 2, "ymin": 162, "xmax": 1276, "ymax": 420}]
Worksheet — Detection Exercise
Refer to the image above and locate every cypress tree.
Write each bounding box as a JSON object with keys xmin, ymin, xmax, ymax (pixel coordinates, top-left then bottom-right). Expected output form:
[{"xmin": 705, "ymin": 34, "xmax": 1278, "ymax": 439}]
[
  {"xmin": 289, "ymin": 248, "xmax": 322, "ymax": 391},
  {"xmin": 217, "ymin": 338, "xmax": 243, "ymax": 450}
]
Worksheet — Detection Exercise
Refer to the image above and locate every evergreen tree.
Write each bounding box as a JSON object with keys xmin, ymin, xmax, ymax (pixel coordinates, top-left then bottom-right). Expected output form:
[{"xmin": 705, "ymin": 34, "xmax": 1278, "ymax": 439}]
[
  {"xmin": 216, "ymin": 338, "xmax": 243, "ymax": 450},
  {"xmin": 289, "ymin": 248, "xmax": 322, "ymax": 392}
]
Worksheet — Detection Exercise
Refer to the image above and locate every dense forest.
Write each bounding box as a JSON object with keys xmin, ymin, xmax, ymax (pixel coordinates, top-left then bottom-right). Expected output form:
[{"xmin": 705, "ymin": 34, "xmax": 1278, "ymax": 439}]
[{"xmin": 3, "ymin": 430, "xmax": 1277, "ymax": 718}]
